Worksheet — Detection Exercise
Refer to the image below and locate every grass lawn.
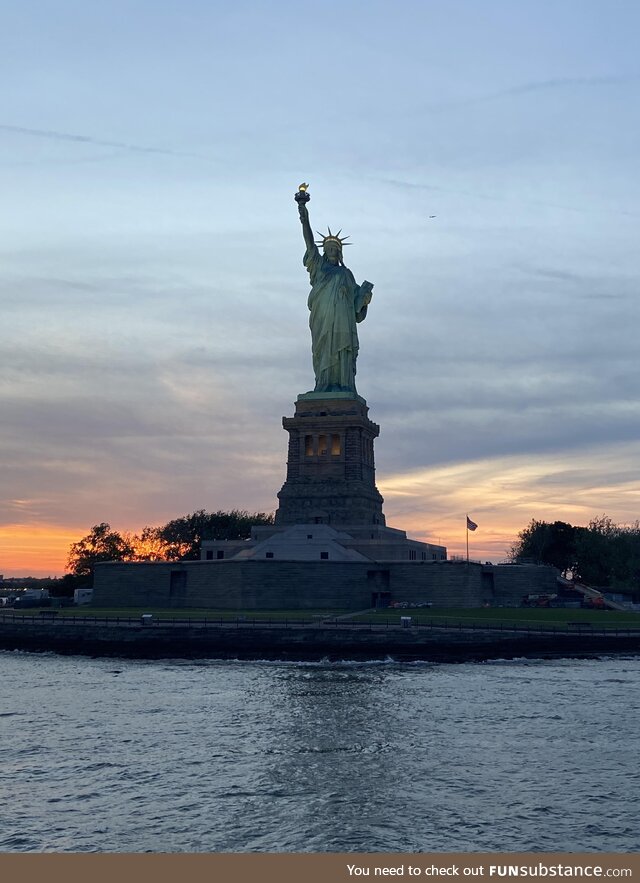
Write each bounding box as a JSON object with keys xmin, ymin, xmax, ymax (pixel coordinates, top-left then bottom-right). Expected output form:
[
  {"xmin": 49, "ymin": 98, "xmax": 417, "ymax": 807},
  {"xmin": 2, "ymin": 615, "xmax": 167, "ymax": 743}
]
[{"xmin": 4, "ymin": 605, "xmax": 639, "ymax": 630}]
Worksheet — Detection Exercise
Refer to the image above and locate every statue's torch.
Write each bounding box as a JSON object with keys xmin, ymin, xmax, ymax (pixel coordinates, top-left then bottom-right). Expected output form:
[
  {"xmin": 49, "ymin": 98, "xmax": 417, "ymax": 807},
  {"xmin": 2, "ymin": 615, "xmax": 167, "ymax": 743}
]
[{"xmin": 294, "ymin": 182, "xmax": 310, "ymax": 205}]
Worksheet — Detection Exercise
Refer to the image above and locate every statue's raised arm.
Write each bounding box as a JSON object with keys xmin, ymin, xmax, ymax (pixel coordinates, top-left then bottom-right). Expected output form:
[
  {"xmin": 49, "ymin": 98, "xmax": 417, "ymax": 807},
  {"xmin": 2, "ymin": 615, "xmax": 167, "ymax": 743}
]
[
  {"xmin": 295, "ymin": 183, "xmax": 315, "ymax": 254},
  {"xmin": 293, "ymin": 184, "xmax": 374, "ymax": 396}
]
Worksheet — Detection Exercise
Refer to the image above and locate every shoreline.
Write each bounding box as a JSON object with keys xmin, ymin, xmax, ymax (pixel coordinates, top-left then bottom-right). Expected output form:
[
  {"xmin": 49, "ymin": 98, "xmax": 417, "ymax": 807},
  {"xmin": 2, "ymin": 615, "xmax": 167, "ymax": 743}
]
[{"xmin": 1, "ymin": 618, "xmax": 639, "ymax": 663}]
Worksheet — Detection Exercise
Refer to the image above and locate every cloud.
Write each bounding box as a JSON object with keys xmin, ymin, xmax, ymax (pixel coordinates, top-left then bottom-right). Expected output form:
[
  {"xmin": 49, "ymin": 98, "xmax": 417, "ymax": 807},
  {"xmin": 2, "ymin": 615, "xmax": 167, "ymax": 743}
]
[
  {"xmin": 0, "ymin": 339, "xmax": 286, "ymax": 534},
  {"xmin": 4, "ymin": 232, "xmax": 638, "ymax": 561},
  {"xmin": 1, "ymin": 0, "xmax": 639, "ymax": 579},
  {"xmin": 378, "ymin": 440, "xmax": 640, "ymax": 561}
]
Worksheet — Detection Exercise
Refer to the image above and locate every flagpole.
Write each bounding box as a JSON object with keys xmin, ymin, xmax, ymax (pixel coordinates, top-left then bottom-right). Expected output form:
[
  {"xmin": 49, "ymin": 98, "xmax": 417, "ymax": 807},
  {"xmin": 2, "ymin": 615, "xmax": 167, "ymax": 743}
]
[
  {"xmin": 466, "ymin": 515, "xmax": 469, "ymax": 564},
  {"xmin": 466, "ymin": 515, "xmax": 478, "ymax": 563}
]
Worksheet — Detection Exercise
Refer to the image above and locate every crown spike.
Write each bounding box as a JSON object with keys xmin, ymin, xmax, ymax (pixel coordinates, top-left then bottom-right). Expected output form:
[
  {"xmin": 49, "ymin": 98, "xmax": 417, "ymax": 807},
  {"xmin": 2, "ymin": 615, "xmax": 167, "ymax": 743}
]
[{"xmin": 314, "ymin": 226, "xmax": 353, "ymax": 250}]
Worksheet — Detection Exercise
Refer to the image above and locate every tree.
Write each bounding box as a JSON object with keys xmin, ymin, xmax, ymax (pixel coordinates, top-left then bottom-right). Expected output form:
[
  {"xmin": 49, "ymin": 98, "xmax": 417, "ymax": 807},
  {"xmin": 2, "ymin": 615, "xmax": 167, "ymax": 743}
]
[
  {"xmin": 509, "ymin": 514, "xmax": 640, "ymax": 595},
  {"xmin": 67, "ymin": 523, "xmax": 135, "ymax": 583},
  {"xmin": 52, "ymin": 574, "xmax": 83, "ymax": 597},
  {"xmin": 67, "ymin": 511, "xmax": 276, "ymax": 581},
  {"xmin": 155, "ymin": 509, "xmax": 274, "ymax": 560},
  {"xmin": 573, "ymin": 516, "xmax": 640, "ymax": 589},
  {"xmin": 129, "ymin": 526, "xmax": 174, "ymax": 562},
  {"xmin": 509, "ymin": 519, "xmax": 577, "ymax": 576}
]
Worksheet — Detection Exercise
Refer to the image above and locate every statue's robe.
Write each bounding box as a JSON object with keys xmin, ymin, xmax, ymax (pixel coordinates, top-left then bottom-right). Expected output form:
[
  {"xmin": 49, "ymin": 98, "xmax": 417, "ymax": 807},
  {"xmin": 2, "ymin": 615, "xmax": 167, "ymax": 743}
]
[{"xmin": 304, "ymin": 244, "xmax": 369, "ymax": 393}]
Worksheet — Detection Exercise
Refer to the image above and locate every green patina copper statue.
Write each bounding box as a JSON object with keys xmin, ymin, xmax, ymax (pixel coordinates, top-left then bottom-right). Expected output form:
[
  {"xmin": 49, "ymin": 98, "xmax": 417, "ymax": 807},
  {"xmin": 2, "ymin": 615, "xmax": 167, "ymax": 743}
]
[{"xmin": 295, "ymin": 184, "xmax": 374, "ymax": 395}]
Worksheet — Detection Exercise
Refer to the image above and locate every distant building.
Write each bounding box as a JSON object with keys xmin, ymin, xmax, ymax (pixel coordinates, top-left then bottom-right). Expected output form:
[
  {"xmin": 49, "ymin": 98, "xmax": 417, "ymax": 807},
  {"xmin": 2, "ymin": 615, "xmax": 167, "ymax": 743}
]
[{"xmin": 201, "ymin": 523, "xmax": 446, "ymax": 564}]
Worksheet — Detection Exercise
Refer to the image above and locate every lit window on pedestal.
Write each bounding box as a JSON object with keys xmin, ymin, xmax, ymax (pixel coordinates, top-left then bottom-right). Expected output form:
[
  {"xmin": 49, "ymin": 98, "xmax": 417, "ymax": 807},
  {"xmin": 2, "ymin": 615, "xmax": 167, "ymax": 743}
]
[
  {"xmin": 331, "ymin": 434, "xmax": 341, "ymax": 455},
  {"xmin": 318, "ymin": 434, "xmax": 328, "ymax": 455},
  {"xmin": 305, "ymin": 435, "xmax": 314, "ymax": 456}
]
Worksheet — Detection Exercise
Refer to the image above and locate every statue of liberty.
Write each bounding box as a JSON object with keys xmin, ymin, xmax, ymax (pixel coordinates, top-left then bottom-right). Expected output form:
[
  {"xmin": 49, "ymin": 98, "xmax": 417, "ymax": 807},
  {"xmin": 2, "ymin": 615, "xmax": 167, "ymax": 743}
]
[{"xmin": 295, "ymin": 185, "xmax": 374, "ymax": 395}]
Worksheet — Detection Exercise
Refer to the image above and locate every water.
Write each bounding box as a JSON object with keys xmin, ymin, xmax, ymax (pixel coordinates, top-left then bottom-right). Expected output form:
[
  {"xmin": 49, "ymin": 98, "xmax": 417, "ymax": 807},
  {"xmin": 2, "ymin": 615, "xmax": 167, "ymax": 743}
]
[{"xmin": 0, "ymin": 651, "xmax": 638, "ymax": 853}]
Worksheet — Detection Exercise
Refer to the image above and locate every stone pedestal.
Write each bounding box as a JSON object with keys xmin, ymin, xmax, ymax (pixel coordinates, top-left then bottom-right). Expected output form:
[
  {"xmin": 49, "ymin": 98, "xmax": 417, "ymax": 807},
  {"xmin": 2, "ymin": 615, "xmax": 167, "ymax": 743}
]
[{"xmin": 275, "ymin": 392, "xmax": 386, "ymax": 527}]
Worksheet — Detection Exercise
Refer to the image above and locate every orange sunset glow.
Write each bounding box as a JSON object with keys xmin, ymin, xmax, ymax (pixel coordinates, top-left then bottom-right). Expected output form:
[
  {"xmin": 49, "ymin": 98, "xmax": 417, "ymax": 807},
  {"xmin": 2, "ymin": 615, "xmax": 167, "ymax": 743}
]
[
  {"xmin": 0, "ymin": 524, "xmax": 84, "ymax": 578},
  {"xmin": 4, "ymin": 441, "xmax": 640, "ymax": 578}
]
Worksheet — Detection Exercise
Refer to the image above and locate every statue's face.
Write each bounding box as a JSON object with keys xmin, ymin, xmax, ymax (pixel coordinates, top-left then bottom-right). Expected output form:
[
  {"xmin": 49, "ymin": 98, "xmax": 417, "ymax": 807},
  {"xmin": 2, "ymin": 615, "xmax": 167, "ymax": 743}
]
[{"xmin": 323, "ymin": 242, "xmax": 341, "ymax": 265}]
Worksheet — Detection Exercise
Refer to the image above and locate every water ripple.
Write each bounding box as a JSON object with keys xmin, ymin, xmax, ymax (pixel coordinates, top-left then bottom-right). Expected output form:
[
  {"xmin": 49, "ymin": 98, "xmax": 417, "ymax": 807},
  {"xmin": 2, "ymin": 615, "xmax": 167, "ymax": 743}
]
[{"xmin": 0, "ymin": 653, "xmax": 638, "ymax": 852}]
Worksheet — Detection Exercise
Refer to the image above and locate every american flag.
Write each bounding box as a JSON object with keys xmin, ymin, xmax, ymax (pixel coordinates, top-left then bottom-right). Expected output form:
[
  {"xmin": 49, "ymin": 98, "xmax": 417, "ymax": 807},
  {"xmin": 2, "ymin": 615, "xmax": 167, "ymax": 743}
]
[{"xmin": 466, "ymin": 516, "xmax": 478, "ymax": 531}]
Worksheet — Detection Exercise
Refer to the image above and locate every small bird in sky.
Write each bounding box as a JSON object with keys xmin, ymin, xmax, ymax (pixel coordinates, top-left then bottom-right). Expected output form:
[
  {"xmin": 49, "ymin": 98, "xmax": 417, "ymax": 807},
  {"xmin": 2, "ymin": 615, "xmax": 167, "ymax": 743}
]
[{"xmin": 428, "ymin": 215, "xmax": 436, "ymax": 219}]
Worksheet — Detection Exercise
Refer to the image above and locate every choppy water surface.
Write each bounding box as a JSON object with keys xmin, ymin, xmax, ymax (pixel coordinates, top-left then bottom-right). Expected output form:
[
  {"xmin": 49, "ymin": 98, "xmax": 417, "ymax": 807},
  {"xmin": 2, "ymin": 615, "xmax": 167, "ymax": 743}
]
[{"xmin": 0, "ymin": 652, "xmax": 638, "ymax": 853}]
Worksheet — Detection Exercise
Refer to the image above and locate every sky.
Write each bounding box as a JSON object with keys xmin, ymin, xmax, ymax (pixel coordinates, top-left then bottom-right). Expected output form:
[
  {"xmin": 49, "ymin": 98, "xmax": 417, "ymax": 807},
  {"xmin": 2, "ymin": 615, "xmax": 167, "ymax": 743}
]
[{"xmin": 1, "ymin": 0, "xmax": 640, "ymax": 576}]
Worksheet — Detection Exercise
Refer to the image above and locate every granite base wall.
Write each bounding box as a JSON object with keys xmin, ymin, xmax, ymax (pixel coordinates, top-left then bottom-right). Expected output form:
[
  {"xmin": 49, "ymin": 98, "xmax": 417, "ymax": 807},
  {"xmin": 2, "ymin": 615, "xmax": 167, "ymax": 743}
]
[
  {"xmin": 483, "ymin": 564, "xmax": 560, "ymax": 605},
  {"xmin": 93, "ymin": 560, "xmax": 558, "ymax": 610}
]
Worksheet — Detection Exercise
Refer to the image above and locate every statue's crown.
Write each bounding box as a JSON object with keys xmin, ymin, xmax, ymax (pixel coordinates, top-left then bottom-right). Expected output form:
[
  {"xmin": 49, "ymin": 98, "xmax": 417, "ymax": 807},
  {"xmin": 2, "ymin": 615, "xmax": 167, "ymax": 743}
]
[{"xmin": 315, "ymin": 227, "xmax": 351, "ymax": 250}]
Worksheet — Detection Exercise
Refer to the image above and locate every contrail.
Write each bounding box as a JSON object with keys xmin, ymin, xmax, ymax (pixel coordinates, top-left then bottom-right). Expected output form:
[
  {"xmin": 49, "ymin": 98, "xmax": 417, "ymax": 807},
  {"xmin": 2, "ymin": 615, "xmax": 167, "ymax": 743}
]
[
  {"xmin": 370, "ymin": 175, "xmax": 640, "ymax": 218},
  {"xmin": 422, "ymin": 74, "xmax": 636, "ymax": 113},
  {"xmin": 0, "ymin": 123, "xmax": 204, "ymax": 159}
]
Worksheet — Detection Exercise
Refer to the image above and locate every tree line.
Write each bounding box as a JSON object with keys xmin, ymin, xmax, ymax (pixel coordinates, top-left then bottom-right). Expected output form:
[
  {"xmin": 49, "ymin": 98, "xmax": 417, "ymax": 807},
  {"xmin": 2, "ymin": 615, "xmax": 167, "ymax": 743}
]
[
  {"xmin": 66, "ymin": 509, "xmax": 274, "ymax": 586},
  {"xmin": 64, "ymin": 510, "xmax": 640, "ymax": 598},
  {"xmin": 509, "ymin": 514, "xmax": 640, "ymax": 595}
]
